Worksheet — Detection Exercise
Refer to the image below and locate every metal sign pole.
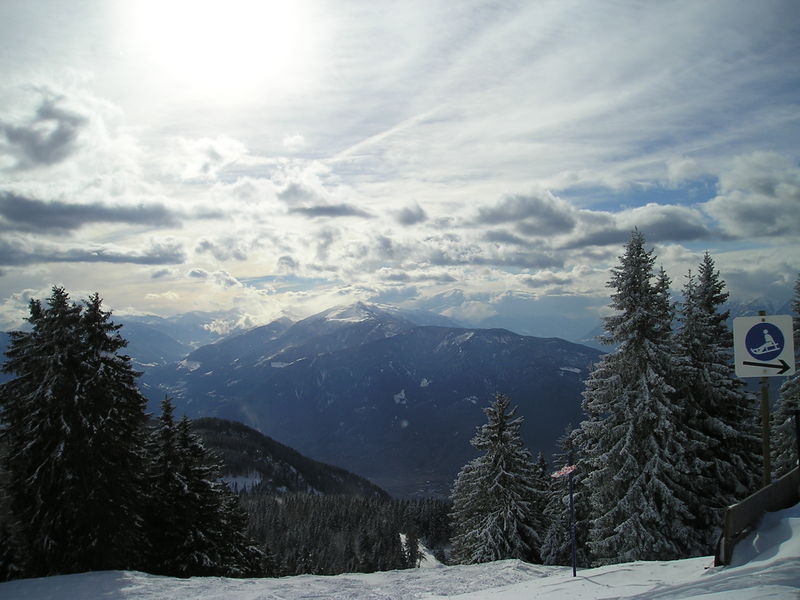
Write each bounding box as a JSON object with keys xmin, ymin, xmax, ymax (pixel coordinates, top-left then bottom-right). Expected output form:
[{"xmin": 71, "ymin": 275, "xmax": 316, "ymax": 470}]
[
  {"xmin": 569, "ymin": 470, "xmax": 576, "ymax": 578},
  {"xmin": 551, "ymin": 464, "xmax": 578, "ymax": 577}
]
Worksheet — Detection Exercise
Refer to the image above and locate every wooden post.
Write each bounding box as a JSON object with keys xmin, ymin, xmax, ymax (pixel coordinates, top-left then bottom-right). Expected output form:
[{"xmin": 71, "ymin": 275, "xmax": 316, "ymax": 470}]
[
  {"xmin": 794, "ymin": 409, "xmax": 800, "ymax": 466},
  {"xmin": 758, "ymin": 310, "xmax": 771, "ymax": 488},
  {"xmin": 760, "ymin": 376, "xmax": 771, "ymax": 488}
]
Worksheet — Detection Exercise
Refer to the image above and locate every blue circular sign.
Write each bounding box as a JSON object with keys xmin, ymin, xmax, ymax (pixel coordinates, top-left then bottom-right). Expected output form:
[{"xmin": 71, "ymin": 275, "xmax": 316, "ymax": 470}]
[{"xmin": 745, "ymin": 322, "xmax": 784, "ymax": 361}]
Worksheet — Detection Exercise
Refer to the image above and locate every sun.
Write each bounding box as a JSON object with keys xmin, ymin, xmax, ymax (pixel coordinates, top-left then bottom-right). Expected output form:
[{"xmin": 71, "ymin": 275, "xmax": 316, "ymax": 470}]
[{"xmin": 121, "ymin": 0, "xmax": 317, "ymax": 102}]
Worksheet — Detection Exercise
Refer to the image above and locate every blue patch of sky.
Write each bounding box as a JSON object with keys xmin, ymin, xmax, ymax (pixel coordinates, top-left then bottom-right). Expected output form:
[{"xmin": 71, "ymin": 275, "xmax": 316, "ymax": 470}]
[
  {"xmin": 560, "ymin": 175, "xmax": 718, "ymax": 211},
  {"xmin": 239, "ymin": 274, "xmax": 332, "ymax": 291},
  {"xmin": 680, "ymin": 239, "xmax": 776, "ymax": 254}
]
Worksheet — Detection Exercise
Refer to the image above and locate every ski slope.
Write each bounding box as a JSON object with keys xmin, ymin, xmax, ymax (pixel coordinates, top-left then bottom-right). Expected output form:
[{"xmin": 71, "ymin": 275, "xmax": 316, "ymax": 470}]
[{"xmin": 2, "ymin": 503, "xmax": 798, "ymax": 600}]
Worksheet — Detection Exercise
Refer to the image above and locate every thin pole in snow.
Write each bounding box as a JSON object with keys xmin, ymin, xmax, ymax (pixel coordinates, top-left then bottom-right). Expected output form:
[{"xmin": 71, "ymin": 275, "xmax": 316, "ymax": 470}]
[
  {"xmin": 569, "ymin": 470, "xmax": 576, "ymax": 578},
  {"xmin": 551, "ymin": 464, "xmax": 578, "ymax": 577}
]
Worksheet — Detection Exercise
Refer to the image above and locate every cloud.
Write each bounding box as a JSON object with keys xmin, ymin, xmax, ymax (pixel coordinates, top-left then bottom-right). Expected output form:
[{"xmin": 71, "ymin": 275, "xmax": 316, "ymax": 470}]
[
  {"xmin": 0, "ymin": 287, "xmax": 48, "ymax": 330},
  {"xmin": 289, "ymin": 203, "xmax": 372, "ymax": 218},
  {"xmin": 559, "ymin": 203, "xmax": 711, "ymax": 249},
  {"xmin": 274, "ymin": 175, "xmax": 372, "ymax": 219},
  {"xmin": 379, "ymin": 269, "xmax": 410, "ymax": 282},
  {"xmin": 0, "ymin": 236, "xmax": 186, "ymax": 266},
  {"xmin": 424, "ymin": 243, "xmax": 562, "ymax": 269},
  {"xmin": 187, "ymin": 268, "xmax": 242, "ymax": 288},
  {"xmin": 282, "ymin": 133, "xmax": 306, "ymax": 152},
  {"xmin": 703, "ymin": 152, "xmax": 800, "ymax": 238},
  {"xmin": 393, "ymin": 202, "xmax": 427, "ymax": 225},
  {"xmin": 145, "ymin": 290, "xmax": 179, "ymax": 301},
  {"xmin": 278, "ymin": 182, "xmax": 318, "ymax": 204},
  {"xmin": 277, "ymin": 255, "xmax": 299, "ymax": 273},
  {"xmin": 0, "ymin": 93, "xmax": 88, "ymax": 169},
  {"xmin": 150, "ymin": 268, "xmax": 174, "ymax": 279},
  {"xmin": 618, "ymin": 204, "xmax": 711, "ymax": 242},
  {"xmin": 315, "ymin": 227, "xmax": 339, "ymax": 261},
  {"xmin": 367, "ymin": 284, "xmax": 419, "ymax": 304},
  {"xmin": 441, "ymin": 300, "xmax": 498, "ymax": 323},
  {"xmin": 666, "ymin": 156, "xmax": 705, "ymax": 187},
  {"xmin": 484, "ymin": 230, "xmax": 527, "ymax": 245},
  {"xmin": 162, "ymin": 136, "xmax": 247, "ymax": 181},
  {"xmin": 219, "ymin": 176, "xmax": 281, "ymax": 207},
  {"xmin": 521, "ymin": 270, "xmax": 576, "ymax": 289},
  {"xmin": 0, "ymin": 191, "xmax": 182, "ymax": 232},
  {"xmin": 195, "ymin": 237, "xmax": 249, "ymax": 261},
  {"xmin": 474, "ymin": 193, "xmax": 577, "ymax": 236}
]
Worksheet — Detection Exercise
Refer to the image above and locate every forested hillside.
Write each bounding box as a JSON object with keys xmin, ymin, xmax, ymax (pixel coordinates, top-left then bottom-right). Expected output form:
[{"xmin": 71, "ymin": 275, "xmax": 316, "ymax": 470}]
[{"xmin": 192, "ymin": 417, "xmax": 388, "ymax": 497}]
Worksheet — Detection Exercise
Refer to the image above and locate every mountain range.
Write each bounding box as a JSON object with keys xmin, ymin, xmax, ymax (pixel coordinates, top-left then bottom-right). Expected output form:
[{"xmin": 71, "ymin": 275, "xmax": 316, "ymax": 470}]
[
  {"xmin": 141, "ymin": 302, "xmax": 601, "ymax": 497},
  {"xmin": 4, "ymin": 296, "xmax": 791, "ymax": 496}
]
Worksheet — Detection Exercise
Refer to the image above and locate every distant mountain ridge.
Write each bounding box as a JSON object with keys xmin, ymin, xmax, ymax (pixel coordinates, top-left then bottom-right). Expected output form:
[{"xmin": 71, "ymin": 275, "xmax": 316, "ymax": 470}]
[{"xmin": 142, "ymin": 302, "xmax": 601, "ymax": 497}]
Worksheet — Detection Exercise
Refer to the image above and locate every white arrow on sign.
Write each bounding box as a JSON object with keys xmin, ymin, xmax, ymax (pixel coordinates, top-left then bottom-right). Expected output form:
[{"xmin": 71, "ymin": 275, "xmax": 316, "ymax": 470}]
[{"xmin": 733, "ymin": 315, "xmax": 795, "ymax": 378}]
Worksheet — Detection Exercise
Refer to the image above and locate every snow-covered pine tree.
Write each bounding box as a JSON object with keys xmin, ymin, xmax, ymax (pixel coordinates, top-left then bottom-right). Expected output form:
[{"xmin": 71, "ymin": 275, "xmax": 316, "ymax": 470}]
[
  {"xmin": 578, "ymin": 231, "xmax": 703, "ymax": 564},
  {"xmin": 0, "ymin": 288, "xmax": 148, "ymax": 577},
  {"xmin": 531, "ymin": 452, "xmax": 551, "ymax": 546},
  {"xmin": 215, "ymin": 484, "xmax": 265, "ymax": 577},
  {"xmin": 73, "ymin": 293, "xmax": 149, "ymax": 567},
  {"xmin": 143, "ymin": 396, "xmax": 185, "ymax": 575},
  {"xmin": 772, "ymin": 273, "xmax": 800, "ymax": 477},
  {"xmin": 0, "ymin": 434, "xmax": 23, "ymax": 582},
  {"xmin": 176, "ymin": 415, "xmax": 263, "ymax": 576},
  {"xmin": 144, "ymin": 398, "xmax": 262, "ymax": 577},
  {"xmin": 173, "ymin": 414, "xmax": 227, "ymax": 576},
  {"xmin": 450, "ymin": 392, "xmax": 544, "ymax": 564},
  {"xmin": 541, "ymin": 426, "xmax": 591, "ymax": 567},
  {"xmin": 675, "ymin": 254, "xmax": 760, "ymax": 544},
  {"xmin": 404, "ymin": 529, "xmax": 421, "ymax": 568}
]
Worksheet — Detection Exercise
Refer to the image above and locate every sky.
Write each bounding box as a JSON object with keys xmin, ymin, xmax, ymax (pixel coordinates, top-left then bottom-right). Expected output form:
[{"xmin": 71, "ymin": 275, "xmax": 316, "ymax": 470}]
[{"xmin": 0, "ymin": 0, "xmax": 798, "ymax": 339}]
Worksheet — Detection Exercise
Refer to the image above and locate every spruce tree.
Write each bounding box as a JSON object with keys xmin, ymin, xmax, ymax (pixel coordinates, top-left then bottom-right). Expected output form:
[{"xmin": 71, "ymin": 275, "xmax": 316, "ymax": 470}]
[
  {"xmin": 0, "ymin": 435, "xmax": 22, "ymax": 581},
  {"xmin": 404, "ymin": 530, "xmax": 421, "ymax": 568},
  {"xmin": 143, "ymin": 396, "xmax": 186, "ymax": 575},
  {"xmin": 578, "ymin": 231, "xmax": 702, "ymax": 564},
  {"xmin": 144, "ymin": 398, "xmax": 262, "ymax": 577},
  {"xmin": 541, "ymin": 426, "xmax": 591, "ymax": 567},
  {"xmin": 450, "ymin": 393, "xmax": 543, "ymax": 564},
  {"xmin": 675, "ymin": 254, "xmax": 760, "ymax": 543},
  {"xmin": 773, "ymin": 273, "xmax": 800, "ymax": 477},
  {"xmin": 0, "ymin": 288, "xmax": 148, "ymax": 576}
]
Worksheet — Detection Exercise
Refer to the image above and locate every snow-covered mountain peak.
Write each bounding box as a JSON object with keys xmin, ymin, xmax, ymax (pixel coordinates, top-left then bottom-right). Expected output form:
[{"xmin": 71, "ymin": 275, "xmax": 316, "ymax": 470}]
[
  {"xmin": 300, "ymin": 302, "xmax": 457, "ymax": 330},
  {"xmin": 322, "ymin": 302, "xmax": 391, "ymax": 324}
]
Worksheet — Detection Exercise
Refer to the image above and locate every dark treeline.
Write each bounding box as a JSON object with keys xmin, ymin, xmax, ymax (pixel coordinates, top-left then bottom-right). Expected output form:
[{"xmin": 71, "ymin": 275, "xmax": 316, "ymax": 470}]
[
  {"xmin": 241, "ymin": 492, "xmax": 451, "ymax": 576},
  {"xmin": 0, "ymin": 288, "xmax": 262, "ymax": 581},
  {"xmin": 0, "ymin": 286, "xmax": 451, "ymax": 581}
]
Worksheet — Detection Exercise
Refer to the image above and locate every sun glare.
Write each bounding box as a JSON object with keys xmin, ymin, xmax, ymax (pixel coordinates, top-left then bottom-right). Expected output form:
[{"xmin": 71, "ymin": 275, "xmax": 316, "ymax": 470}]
[{"xmin": 122, "ymin": 0, "xmax": 317, "ymax": 102}]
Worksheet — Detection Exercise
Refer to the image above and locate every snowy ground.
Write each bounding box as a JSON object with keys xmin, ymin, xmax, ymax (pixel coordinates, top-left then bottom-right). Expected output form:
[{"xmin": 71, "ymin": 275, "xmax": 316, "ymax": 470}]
[{"xmin": 2, "ymin": 503, "xmax": 798, "ymax": 600}]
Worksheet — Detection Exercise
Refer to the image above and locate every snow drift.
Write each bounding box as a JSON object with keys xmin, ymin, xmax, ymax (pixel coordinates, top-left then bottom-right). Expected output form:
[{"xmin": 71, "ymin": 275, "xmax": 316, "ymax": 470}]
[{"xmin": 1, "ymin": 503, "xmax": 798, "ymax": 600}]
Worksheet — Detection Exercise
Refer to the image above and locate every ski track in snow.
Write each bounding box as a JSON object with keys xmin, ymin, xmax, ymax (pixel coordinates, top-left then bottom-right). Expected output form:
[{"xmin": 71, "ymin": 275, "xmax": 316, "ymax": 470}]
[{"xmin": 2, "ymin": 504, "xmax": 798, "ymax": 600}]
